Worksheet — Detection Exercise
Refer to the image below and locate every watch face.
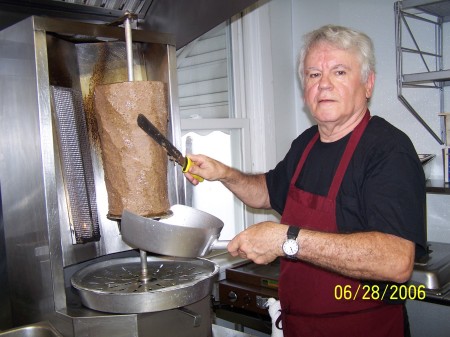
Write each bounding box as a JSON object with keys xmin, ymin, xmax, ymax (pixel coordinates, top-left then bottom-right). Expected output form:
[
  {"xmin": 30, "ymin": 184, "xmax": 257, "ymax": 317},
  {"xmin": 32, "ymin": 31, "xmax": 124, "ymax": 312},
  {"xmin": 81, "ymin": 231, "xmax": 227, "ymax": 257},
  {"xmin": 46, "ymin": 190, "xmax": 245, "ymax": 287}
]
[{"xmin": 283, "ymin": 239, "xmax": 299, "ymax": 256}]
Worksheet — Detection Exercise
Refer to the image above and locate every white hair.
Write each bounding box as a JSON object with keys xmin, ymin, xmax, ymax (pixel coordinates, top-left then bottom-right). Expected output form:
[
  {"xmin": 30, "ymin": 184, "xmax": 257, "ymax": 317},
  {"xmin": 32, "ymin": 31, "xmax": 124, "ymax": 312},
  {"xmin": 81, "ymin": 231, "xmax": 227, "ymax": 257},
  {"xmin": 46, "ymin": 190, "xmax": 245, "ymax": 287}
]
[{"xmin": 298, "ymin": 25, "xmax": 376, "ymax": 88}]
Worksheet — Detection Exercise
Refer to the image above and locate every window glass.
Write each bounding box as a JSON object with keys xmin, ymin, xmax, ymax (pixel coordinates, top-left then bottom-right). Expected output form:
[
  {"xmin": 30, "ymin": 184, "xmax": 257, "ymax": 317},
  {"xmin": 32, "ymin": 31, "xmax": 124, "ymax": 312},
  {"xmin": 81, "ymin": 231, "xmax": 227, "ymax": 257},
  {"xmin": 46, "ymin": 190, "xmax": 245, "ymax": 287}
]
[
  {"xmin": 177, "ymin": 22, "xmax": 233, "ymax": 119},
  {"xmin": 181, "ymin": 130, "xmax": 244, "ymax": 239}
]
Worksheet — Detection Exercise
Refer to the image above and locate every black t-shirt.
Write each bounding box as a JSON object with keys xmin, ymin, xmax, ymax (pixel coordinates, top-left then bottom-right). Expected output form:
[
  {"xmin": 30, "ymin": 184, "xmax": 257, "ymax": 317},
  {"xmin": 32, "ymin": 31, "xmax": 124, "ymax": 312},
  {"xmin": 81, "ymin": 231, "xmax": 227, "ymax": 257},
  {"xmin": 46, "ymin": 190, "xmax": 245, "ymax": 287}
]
[{"xmin": 266, "ymin": 116, "xmax": 427, "ymax": 259}]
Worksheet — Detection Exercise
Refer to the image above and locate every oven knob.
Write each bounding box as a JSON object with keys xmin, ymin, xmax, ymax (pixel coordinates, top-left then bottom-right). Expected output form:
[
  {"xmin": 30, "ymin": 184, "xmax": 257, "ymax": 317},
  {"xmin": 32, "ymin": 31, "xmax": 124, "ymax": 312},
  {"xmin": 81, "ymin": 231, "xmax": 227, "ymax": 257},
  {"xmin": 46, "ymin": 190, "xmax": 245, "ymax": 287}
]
[{"xmin": 228, "ymin": 291, "xmax": 238, "ymax": 303}]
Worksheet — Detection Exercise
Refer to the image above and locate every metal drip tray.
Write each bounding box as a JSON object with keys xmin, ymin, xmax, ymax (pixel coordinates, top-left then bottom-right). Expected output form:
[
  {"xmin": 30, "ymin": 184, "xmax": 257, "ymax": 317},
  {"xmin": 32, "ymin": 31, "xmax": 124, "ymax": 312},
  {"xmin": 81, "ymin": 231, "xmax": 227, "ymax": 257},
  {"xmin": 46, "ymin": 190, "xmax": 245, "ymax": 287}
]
[
  {"xmin": 0, "ymin": 322, "xmax": 62, "ymax": 337},
  {"xmin": 71, "ymin": 256, "xmax": 219, "ymax": 313},
  {"xmin": 410, "ymin": 242, "xmax": 450, "ymax": 291}
]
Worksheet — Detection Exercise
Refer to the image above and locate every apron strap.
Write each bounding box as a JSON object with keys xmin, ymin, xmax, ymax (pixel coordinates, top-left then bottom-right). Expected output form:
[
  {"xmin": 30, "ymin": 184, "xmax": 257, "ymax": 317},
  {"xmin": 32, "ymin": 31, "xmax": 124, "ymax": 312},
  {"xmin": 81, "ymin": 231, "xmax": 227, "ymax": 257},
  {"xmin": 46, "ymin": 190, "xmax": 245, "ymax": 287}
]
[
  {"xmin": 290, "ymin": 110, "xmax": 371, "ymax": 193},
  {"xmin": 328, "ymin": 110, "xmax": 371, "ymax": 199},
  {"xmin": 290, "ymin": 132, "xmax": 319, "ymax": 185}
]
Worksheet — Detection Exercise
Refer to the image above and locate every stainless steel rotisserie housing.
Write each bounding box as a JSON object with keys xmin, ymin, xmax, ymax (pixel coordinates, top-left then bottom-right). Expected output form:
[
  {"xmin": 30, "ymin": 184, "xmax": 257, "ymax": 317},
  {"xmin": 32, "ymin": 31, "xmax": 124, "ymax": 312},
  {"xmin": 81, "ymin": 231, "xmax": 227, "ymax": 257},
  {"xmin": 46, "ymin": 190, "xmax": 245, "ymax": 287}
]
[{"xmin": 0, "ymin": 16, "xmax": 218, "ymax": 337}]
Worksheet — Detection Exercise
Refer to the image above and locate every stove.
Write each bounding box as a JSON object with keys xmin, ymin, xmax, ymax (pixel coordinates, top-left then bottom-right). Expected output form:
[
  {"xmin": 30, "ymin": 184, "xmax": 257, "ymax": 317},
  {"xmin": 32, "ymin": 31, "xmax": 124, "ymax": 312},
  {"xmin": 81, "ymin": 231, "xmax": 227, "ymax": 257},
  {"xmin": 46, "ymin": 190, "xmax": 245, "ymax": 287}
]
[{"xmin": 218, "ymin": 259, "xmax": 279, "ymax": 316}]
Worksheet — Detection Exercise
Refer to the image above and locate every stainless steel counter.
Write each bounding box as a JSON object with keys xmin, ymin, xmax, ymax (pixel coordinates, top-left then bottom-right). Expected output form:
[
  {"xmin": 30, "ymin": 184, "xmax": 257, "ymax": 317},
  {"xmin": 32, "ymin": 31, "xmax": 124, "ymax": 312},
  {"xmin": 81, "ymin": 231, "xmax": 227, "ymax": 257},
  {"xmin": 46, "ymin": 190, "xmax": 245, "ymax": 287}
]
[
  {"xmin": 212, "ymin": 324, "xmax": 258, "ymax": 337},
  {"xmin": 410, "ymin": 241, "xmax": 450, "ymax": 304},
  {"xmin": 0, "ymin": 322, "xmax": 257, "ymax": 337},
  {"xmin": 205, "ymin": 250, "xmax": 249, "ymax": 302}
]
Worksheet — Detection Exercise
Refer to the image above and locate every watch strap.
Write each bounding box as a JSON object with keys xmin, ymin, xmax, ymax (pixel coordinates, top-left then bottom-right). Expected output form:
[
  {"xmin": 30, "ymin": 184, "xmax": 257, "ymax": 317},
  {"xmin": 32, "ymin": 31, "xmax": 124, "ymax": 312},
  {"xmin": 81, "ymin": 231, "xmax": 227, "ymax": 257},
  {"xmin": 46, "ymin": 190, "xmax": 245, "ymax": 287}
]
[{"xmin": 287, "ymin": 225, "xmax": 300, "ymax": 240}]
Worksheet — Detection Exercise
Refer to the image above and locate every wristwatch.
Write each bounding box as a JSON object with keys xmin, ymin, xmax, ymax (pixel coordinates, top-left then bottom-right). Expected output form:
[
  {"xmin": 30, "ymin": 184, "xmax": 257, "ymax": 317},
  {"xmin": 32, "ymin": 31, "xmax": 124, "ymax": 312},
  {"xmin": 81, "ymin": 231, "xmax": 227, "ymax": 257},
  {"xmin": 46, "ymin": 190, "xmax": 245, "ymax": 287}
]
[{"xmin": 282, "ymin": 225, "xmax": 301, "ymax": 258}]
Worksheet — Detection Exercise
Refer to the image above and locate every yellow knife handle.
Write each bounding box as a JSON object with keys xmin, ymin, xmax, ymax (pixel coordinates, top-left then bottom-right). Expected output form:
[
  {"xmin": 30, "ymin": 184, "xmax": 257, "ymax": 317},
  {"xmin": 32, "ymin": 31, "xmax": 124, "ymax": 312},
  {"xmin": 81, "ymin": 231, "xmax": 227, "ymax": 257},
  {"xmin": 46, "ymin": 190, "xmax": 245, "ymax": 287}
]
[{"xmin": 182, "ymin": 157, "xmax": 204, "ymax": 182}]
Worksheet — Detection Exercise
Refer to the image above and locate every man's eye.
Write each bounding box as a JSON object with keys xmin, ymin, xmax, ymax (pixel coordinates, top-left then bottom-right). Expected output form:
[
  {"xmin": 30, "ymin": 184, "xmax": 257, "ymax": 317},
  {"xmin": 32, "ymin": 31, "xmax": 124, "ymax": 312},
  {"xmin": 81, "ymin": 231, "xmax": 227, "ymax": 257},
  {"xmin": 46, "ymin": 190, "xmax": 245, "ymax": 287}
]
[
  {"xmin": 336, "ymin": 70, "xmax": 346, "ymax": 76},
  {"xmin": 309, "ymin": 73, "xmax": 320, "ymax": 78}
]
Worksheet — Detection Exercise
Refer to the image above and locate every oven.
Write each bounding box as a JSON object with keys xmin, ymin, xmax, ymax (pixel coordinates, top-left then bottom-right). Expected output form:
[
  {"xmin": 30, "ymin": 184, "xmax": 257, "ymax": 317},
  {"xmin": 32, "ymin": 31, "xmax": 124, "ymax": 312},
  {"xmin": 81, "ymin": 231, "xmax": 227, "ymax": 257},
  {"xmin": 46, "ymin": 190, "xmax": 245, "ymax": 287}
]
[{"xmin": 215, "ymin": 258, "xmax": 280, "ymax": 335}]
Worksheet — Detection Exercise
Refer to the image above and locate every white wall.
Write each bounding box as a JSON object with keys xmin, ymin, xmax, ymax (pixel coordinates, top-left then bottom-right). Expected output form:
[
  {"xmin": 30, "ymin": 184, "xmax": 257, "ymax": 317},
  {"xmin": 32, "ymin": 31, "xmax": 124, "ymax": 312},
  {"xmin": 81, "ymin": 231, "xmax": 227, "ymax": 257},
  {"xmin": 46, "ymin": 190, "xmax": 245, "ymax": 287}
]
[
  {"xmin": 277, "ymin": 0, "xmax": 450, "ymax": 243},
  {"xmin": 266, "ymin": 0, "xmax": 297, "ymax": 162}
]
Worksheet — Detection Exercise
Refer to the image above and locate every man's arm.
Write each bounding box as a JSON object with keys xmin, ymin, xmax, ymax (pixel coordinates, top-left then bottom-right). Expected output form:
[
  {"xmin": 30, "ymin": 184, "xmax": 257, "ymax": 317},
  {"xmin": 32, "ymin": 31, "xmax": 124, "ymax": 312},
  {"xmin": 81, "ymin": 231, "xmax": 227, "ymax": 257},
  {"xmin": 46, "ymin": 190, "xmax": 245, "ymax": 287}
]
[
  {"xmin": 228, "ymin": 223, "xmax": 415, "ymax": 284},
  {"xmin": 298, "ymin": 229, "xmax": 415, "ymax": 283},
  {"xmin": 185, "ymin": 154, "xmax": 271, "ymax": 209},
  {"xmin": 187, "ymin": 155, "xmax": 416, "ymax": 284}
]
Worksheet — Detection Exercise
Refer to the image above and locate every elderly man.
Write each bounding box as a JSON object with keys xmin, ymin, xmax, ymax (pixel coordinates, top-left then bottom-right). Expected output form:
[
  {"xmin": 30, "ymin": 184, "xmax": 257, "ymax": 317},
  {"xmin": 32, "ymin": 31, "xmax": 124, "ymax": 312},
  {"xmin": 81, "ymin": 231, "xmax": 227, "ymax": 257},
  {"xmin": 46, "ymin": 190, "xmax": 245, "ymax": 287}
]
[{"xmin": 186, "ymin": 25, "xmax": 426, "ymax": 337}]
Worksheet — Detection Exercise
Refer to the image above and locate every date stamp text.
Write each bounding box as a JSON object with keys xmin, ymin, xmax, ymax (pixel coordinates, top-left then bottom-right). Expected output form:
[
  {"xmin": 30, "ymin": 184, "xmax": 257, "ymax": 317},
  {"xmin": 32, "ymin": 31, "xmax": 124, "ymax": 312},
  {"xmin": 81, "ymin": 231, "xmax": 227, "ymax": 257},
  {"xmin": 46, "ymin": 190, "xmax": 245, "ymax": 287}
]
[{"xmin": 334, "ymin": 284, "xmax": 426, "ymax": 301}]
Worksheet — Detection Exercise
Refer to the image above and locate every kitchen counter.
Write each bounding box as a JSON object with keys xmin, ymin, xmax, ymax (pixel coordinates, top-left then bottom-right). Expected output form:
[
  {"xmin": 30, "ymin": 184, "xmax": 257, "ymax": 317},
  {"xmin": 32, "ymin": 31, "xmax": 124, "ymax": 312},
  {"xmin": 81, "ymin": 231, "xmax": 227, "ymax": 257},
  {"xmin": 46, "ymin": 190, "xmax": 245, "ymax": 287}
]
[
  {"xmin": 212, "ymin": 324, "xmax": 258, "ymax": 337},
  {"xmin": 205, "ymin": 250, "xmax": 249, "ymax": 302},
  {"xmin": 0, "ymin": 322, "xmax": 258, "ymax": 337}
]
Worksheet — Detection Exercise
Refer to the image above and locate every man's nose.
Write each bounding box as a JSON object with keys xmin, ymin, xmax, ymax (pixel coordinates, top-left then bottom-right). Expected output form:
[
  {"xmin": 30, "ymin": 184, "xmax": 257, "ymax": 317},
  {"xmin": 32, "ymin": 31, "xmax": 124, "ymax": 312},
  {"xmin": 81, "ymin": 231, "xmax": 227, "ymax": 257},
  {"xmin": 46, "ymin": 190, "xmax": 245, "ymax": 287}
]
[{"xmin": 318, "ymin": 74, "xmax": 332, "ymax": 90}]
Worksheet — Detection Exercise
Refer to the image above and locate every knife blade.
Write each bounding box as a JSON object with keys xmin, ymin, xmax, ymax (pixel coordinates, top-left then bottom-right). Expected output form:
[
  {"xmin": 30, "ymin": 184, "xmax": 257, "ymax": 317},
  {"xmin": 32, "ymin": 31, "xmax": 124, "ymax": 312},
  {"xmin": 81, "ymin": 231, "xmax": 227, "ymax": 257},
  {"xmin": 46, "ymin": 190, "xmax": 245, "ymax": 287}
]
[{"xmin": 137, "ymin": 114, "xmax": 204, "ymax": 182}]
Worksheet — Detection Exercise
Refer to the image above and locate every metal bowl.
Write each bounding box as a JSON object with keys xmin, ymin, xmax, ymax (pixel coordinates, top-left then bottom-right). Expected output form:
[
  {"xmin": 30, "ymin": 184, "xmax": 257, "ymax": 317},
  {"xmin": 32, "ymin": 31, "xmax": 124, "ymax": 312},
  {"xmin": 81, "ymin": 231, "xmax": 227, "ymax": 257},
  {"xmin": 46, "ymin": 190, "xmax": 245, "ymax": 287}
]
[{"xmin": 121, "ymin": 204, "xmax": 225, "ymax": 257}]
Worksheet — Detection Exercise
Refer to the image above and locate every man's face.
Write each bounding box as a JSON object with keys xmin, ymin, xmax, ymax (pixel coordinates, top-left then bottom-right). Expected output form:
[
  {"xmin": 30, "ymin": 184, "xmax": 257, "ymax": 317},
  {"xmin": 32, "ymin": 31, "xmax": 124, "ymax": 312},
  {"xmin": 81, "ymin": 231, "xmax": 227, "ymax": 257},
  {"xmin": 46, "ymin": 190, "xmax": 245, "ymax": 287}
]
[{"xmin": 303, "ymin": 42, "xmax": 374, "ymax": 127}]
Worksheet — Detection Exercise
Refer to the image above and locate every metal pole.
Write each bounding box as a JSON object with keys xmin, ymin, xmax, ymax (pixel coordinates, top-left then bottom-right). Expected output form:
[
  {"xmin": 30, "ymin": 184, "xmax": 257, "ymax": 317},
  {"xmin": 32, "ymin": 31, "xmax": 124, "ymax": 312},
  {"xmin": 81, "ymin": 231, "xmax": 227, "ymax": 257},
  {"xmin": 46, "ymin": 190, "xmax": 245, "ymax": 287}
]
[
  {"xmin": 140, "ymin": 250, "xmax": 150, "ymax": 283},
  {"xmin": 122, "ymin": 12, "xmax": 151, "ymax": 281},
  {"xmin": 124, "ymin": 11, "xmax": 134, "ymax": 82}
]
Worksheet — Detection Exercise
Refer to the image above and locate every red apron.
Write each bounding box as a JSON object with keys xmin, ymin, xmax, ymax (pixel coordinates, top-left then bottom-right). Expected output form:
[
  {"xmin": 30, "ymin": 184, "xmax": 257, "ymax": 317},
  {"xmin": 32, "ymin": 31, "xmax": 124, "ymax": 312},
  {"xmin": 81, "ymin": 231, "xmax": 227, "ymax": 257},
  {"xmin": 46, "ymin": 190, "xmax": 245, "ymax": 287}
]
[{"xmin": 279, "ymin": 111, "xmax": 405, "ymax": 337}]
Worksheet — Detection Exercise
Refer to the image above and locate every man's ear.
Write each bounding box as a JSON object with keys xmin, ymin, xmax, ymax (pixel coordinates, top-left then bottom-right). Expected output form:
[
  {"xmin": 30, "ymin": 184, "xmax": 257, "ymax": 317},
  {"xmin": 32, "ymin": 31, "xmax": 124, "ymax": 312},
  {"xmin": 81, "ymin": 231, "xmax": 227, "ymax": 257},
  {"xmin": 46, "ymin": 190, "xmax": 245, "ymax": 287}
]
[{"xmin": 365, "ymin": 71, "xmax": 375, "ymax": 99}]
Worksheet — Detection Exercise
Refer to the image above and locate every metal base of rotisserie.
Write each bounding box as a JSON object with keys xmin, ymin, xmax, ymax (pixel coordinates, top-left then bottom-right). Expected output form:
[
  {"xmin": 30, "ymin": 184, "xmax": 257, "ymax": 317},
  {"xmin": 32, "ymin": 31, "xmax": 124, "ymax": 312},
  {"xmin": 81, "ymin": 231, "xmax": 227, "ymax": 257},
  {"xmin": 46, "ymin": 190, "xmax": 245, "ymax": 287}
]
[
  {"xmin": 52, "ymin": 294, "xmax": 215, "ymax": 337},
  {"xmin": 71, "ymin": 255, "xmax": 219, "ymax": 313}
]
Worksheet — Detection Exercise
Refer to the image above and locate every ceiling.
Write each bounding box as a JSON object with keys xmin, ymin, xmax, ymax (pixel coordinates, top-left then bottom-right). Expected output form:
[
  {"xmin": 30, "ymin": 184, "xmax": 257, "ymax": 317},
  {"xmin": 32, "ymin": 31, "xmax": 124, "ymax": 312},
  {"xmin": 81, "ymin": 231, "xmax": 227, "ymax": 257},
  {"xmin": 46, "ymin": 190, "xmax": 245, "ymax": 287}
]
[{"xmin": 0, "ymin": 0, "xmax": 258, "ymax": 48}]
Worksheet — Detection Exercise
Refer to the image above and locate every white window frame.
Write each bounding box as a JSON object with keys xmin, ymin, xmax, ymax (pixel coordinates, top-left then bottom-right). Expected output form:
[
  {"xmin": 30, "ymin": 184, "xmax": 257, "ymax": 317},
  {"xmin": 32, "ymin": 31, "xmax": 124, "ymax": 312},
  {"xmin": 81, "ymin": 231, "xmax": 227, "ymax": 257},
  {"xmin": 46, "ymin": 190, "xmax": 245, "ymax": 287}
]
[
  {"xmin": 180, "ymin": 3, "xmax": 279, "ymax": 230},
  {"xmin": 181, "ymin": 118, "xmax": 251, "ymax": 235},
  {"xmin": 231, "ymin": 4, "xmax": 279, "ymax": 225}
]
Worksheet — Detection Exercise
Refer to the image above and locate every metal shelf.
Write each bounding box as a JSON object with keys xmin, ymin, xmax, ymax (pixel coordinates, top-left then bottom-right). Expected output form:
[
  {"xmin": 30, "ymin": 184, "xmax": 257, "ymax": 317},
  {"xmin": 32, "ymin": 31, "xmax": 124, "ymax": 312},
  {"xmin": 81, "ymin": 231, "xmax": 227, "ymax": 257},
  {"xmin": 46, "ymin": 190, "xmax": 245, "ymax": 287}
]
[
  {"xmin": 401, "ymin": 0, "xmax": 450, "ymax": 21},
  {"xmin": 395, "ymin": 0, "xmax": 450, "ymax": 145},
  {"xmin": 426, "ymin": 179, "xmax": 450, "ymax": 194},
  {"xmin": 403, "ymin": 69, "xmax": 450, "ymax": 85}
]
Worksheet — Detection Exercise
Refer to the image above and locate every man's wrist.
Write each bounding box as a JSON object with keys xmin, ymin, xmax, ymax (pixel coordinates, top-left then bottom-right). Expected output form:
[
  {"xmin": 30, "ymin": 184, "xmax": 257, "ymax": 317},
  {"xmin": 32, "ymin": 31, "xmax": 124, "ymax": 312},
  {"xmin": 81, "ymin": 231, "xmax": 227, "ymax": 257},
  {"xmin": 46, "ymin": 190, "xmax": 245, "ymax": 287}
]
[{"xmin": 282, "ymin": 225, "xmax": 301, "ymax": 258}]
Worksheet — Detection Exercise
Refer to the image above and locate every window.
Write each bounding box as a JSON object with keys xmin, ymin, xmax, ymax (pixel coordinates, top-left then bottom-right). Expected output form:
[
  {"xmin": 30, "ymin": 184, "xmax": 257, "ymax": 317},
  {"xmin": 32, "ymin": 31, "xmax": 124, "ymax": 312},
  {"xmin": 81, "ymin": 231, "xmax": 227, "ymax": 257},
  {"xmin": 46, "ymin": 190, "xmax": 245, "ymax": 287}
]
[
  {"xmin": 177, "ymin": 5, "xmax": 278, "ymax": 239},
  {"xmin": 177, "ymin": 21, "xmax": 249, "ymax": 239}
]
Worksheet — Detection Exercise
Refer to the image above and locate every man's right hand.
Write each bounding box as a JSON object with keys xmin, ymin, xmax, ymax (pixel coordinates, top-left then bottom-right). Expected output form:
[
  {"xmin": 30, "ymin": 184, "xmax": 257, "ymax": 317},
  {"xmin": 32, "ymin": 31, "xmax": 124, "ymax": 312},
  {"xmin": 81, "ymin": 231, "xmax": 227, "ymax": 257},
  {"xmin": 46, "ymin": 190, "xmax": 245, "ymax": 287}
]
[{"xmin": 184, "ymin": 154, "xmax": 227, "ymax": 185}]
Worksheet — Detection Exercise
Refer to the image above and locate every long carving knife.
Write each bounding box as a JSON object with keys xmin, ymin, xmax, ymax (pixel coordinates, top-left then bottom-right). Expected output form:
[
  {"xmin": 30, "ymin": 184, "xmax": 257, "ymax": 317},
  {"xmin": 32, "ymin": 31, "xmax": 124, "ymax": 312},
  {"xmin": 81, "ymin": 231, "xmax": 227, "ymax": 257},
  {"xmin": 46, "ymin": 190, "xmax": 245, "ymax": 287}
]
[{"xmin": 137, "ymin": 114, "xmax": 204, "ymax": 182}]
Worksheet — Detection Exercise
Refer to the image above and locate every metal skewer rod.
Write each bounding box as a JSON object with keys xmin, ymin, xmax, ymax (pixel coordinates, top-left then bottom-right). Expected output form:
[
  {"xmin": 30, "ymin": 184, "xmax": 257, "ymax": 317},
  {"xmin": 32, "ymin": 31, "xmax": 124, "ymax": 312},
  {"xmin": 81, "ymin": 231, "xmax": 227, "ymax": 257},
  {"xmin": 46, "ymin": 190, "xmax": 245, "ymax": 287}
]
[
  {"xmin": 124, "ymin": 11, "xmax": 134, "ymax": 82},
  {"xmin": 121, "ymin": 11, "xmax": 151, "ymax": 282},
  {"xmin": 140, "ymin": 249, "xmax": 150, "ymax": 283}
]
